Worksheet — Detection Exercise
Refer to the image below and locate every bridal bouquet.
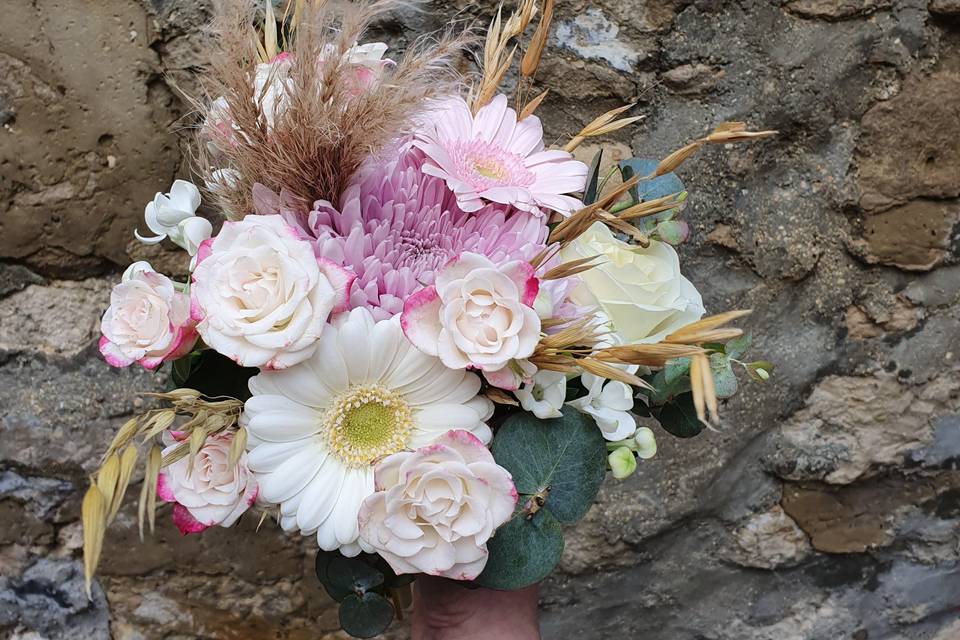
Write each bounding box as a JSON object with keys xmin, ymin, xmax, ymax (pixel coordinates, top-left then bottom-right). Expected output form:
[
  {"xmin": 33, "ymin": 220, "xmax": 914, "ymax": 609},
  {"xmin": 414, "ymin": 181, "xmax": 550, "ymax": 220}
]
[{"xmin": 83, "ymin": 1, "xmax": 773, "ymax": 636}]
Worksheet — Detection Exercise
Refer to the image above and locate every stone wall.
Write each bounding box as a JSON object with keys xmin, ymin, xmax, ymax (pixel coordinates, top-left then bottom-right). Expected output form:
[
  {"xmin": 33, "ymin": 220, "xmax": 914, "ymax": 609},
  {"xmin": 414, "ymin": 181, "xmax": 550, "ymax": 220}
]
[{"xmin": 2, "ymin": 1, "xmax": 959, "ymax": 638}]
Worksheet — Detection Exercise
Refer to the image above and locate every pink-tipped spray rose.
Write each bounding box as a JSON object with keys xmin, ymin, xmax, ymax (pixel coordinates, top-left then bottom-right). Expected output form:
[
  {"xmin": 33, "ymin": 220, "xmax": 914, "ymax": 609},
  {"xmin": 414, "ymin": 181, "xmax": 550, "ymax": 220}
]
[
  {"xmin": 157, "ymin": 431, "xmax": 258, "ymax": 535},
  {"xmin": 358, "ymin": 430, "xmax": 517, "ymax": 580},
  {"xmin": 99, "ymin": 262, "xmax": 197, "ymax": 370},
  {"xmin": 401, "ymin": 252, "xmax": 542, "ymax": 389}
]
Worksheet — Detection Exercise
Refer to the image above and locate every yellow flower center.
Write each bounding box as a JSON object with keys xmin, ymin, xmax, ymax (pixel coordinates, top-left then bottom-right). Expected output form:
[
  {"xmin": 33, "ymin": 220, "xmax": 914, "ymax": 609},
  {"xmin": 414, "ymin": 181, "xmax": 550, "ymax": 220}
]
[
  {"xmin": 473, "ymin": 160, "xmax": 505, "ymax": 180},
  {"xmin": 324, "ymin": 385, "xmax": 413, "ymax": 468}
]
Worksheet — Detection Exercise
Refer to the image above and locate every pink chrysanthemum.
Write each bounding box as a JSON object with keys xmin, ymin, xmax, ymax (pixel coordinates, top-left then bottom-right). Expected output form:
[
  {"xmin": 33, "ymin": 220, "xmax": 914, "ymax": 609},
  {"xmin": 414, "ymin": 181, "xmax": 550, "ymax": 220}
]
[
  {"xmin": 305, "ymin": 145, "xmax": 549, "ymax": 320},
  {"xmin": 413, "ymin": 94, "xmax": 588, "ymax": 216}
]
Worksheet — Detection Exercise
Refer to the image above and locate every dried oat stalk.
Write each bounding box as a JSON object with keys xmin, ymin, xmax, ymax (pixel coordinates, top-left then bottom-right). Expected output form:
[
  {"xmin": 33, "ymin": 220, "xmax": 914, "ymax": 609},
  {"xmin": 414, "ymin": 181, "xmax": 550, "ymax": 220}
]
[
  {"xmin": 594, "ymin": 310, "xmax": 752, "ymax": 423},
  {"xmin": 82, "ymin": 390, "xmax": 243, "ymax": 597},
  {"xmin": 471, "ymin": 0, "xmax": 536, "ymax": 112}
]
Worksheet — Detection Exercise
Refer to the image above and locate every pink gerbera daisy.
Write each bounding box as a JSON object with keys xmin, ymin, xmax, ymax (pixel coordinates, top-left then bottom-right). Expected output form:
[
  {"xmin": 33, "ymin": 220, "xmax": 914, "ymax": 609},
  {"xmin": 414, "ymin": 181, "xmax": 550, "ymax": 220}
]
[{"xmin": 413, "ymin": 94, "xmax": 588, "ymax": 216}]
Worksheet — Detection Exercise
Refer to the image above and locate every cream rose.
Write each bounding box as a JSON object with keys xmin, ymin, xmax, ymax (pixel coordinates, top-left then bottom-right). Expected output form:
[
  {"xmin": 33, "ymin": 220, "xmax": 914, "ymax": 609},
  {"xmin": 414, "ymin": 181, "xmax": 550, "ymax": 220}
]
[
  {"xmin": 157, "ymin": 431, "xmax": 258, "ymax": 535},
  {"xmin": 99, "ymin": 262, "xmax": 197, "ymax": 369},
  {"xmin": 358, "ymin": 430, "xmax": 517, "ymax": 580},
  {"xmin": 190, "ymin": 214, "xmax": 354, "ymax": 369},
  {"xmin": 560, "ymin": 222, "xmax": 704, "ymax": 344},
  {"xmin": 400, "ymin": 252, "xmax": 541, "ymax": 380}
]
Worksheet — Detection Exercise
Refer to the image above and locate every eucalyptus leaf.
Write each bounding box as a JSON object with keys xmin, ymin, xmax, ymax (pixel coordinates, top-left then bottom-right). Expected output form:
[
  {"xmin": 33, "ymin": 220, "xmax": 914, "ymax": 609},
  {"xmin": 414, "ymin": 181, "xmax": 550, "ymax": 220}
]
[
  {"xmin": 709, "ymin": 353, "xmax": 739, "ymax": 399},
  {"xmin": 490, "ymin": 409, "xmax": 607, "ymax": 523},
  {"xmin": 326, "ymin": 555, "xmax": 385, "ymax": 599},
  {"xmin": 584, "ymin": 149, "xmax": 603, "ymax": 205},
  {"xmin": 654, "ymin": 393, "xmax": 704, "ymax": 438},
  {"xmin": 646, "ymin": 358, "xmax": 692, "ymax": 406},
  {"xmin": 725, "ymin": 334, "xmax": 752, "ymax": 360},
  {"xmin": 654, "ymin": 219, "xmax": 690, "ymax": 245},
  {"xmin": 339, "ymin": 591, "xmax": 395, "ymax": 639},
  {"xmin": 619, "ymin": 158, "xmax": 684, "ymax": 201},
  {"xmin": 474, "ymin": 508, "xmax": 564, "ymax": 590}
]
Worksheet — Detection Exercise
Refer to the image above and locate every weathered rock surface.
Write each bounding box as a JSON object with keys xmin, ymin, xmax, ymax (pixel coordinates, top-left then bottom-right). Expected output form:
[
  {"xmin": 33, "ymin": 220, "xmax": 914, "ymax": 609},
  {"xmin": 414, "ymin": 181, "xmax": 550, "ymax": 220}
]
[{"xmin": 2, "ymin": 0, "xmax": 959, "ymax": 639}]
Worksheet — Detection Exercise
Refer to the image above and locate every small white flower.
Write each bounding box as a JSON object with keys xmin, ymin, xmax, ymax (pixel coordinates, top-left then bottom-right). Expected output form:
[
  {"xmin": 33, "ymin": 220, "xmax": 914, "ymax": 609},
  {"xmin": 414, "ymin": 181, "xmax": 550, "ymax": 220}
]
[
  {"xmin": 135, "ymin": 179, "xmax": 213, "ymax": 256},
  {"xmin": 516, "ymin": 369, "xmax": 567, "ymax": 419},
  {"xmin": 568, "ymin": 372, "xmax": 638, "ymax": 441}
]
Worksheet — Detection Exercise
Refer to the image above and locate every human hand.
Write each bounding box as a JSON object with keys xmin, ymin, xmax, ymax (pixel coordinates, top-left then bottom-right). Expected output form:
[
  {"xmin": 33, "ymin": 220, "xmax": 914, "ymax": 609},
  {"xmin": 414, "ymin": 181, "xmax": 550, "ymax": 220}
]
[{"xmin": 410, "ymin": 576, "xmax": 541, "ymax": 640}]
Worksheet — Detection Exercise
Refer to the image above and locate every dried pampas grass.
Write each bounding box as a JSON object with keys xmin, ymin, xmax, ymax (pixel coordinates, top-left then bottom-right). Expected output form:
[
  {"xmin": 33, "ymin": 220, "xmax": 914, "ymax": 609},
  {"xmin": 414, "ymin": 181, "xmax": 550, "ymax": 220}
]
[{"xmin": 192, "ymin": 0, "xmax": 471, "ymax": 219}]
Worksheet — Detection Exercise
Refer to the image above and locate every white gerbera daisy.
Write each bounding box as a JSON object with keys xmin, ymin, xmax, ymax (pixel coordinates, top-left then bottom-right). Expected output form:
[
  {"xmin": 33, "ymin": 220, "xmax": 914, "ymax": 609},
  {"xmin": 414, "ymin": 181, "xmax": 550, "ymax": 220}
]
[{"xmin": 240, "ymin": 307, "xmax": 494, "ymax": 556}]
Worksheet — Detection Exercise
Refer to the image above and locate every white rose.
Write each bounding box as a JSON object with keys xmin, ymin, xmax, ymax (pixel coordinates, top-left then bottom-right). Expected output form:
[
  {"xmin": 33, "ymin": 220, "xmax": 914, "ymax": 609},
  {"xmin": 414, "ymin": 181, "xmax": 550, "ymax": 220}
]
[
  {"xmin": 358, "ymin": 430, "xmax": 517, "ymax": 580},
  {"xmin": 560, "ymin": 222, "xmax": 704, "ymax": 344},
  {"xmin": 401, "ymin": 252, "xmax": 541, "ymax": 380},
  {"xmin": 135, "ymin": 180, "xmax": 213, "ymax": 256},
  {"xmin": 99, "ymin": 263, "xmax": 197, "ymax": 369},
  {"xmin": 157, "ymin": 431, "xmax": 258, "ymax": 535},
  {"xmin": 190, "ymin": 214, "xmax": 354, "ymax": 369}
]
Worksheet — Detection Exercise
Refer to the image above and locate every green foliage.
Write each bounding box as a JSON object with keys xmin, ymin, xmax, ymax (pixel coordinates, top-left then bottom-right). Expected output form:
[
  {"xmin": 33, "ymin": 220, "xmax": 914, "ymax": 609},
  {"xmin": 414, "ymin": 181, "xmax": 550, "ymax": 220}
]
[
  {"xmin": 618, "ymin": 158, "xmax": 686, "ymax": 235},
  {"xmin": 338, "ymin": 592, "xmax": 394, "ymax": 639},
  {"xmin": 709, "ymin": 353, "xmax": 739, "ymax": 399},
  {"xmin": 653, "ymin": 219, "xmax": 690, "ymax": 245},
  {"xmin": 651, "ymin": 393, "xmax": 704, "ymax": 439},
  {"xmin": 475, "ymin": 410, "xmax": 607, "ymax": 589},
  {"xmin": 315, "ymin": 551, "xmax": 399, "ymax": 639},
  {"xmin": 167, "ymin": 349, "xmax": 258, "ymax": 400},
  {"xmin": 645, "ymin": 357, "xmax": 692, "ymax": 405},
  {"xmin": 476, "ymin": 508, "xmax": 564, "ymax": 590},
  {"xmin": 584, "ymin": 149, "xmax": 604, "ymax": 205}
]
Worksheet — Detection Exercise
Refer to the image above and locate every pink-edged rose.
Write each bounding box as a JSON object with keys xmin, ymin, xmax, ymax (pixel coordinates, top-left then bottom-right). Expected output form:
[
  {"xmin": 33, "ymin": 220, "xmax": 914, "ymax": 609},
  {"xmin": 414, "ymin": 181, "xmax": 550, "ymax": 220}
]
[
  {"xmin": 157, "ymin": 431, "xmax": 258, "ymax": 535},
  {"xmin": 99, "ymin": 263, "xmax": 197, "ymax": 370},
  {"xmin": 358, "ymin": 430, "xmax": 517, "ymax": 580},
  {"xmin": 190, "ymin": 214, "xmax": 354, "ymax": 369},
  {"xmin": 401, "ymin": 252, "xmax": 541, "ymax": 383}
]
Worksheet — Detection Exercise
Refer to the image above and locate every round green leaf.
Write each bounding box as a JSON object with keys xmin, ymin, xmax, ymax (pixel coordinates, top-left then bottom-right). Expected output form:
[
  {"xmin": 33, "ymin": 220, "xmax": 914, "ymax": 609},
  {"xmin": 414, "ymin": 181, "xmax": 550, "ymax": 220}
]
[
  {"xmin": 724, "ymin": 334, "xmax": 752, "ymax": 359},
  {"xmin": 490, "ymin": 409, "xmax": 607, "ymax": 523},
  {"xmin": 709, "ymin": 353, "xmax": 739, "ymax": 399},
  {"xmin": 339, "ymin": 591, "xmax": 394, "ymax": 639},
  {"xmin": 654, "ymin": 393, "xmax": 704, "ymax": 438},
  {"xmin": 326, "ymin": 555, "xmax": 384, "ymax": 599},
  {"xmin": 474, "ymin": 508, "xmax": 564, "ymax": 590}
]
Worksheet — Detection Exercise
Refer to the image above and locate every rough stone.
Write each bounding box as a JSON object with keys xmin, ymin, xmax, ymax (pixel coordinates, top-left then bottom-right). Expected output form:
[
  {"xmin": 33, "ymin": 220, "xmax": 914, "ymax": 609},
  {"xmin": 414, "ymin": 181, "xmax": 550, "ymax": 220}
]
[
  {"xmin": 2, "ymin": 0, "xmax": 960, "ymax": 638},
  {"xmin": 781, "ymin": 475, "xmax": 960, "ymax": 553},
  {"xmin": 852, "ymin": 199, "xmax": 960, "ymax": 271},
  {"xmin": 857, "ymin": 71, "xmax": 960, "ymax": 210},
  {"xmin": 553, "ymin": 9, "xmax": 644, "ymax": 72},
  {"xmin": 784, "ymin": 0, "xmax": 891, "ymax": 20},
  {"xmin": 662, "ymin": 63, "xmax": 726, "ymax": 95},
  {"xmin": 929, "ymin": 0, "xmax": 960, "ymax": 15},
  {"xmin": 0, "ymin": 0, "xmax": 185, "ymax": 275},
  {"xmin": 728, "ymin": 505, "xmax": 812, "ymax": 568},
  {"xmin": 0, "ymin": 279, "xmax": 112, "ymax": 358}
]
